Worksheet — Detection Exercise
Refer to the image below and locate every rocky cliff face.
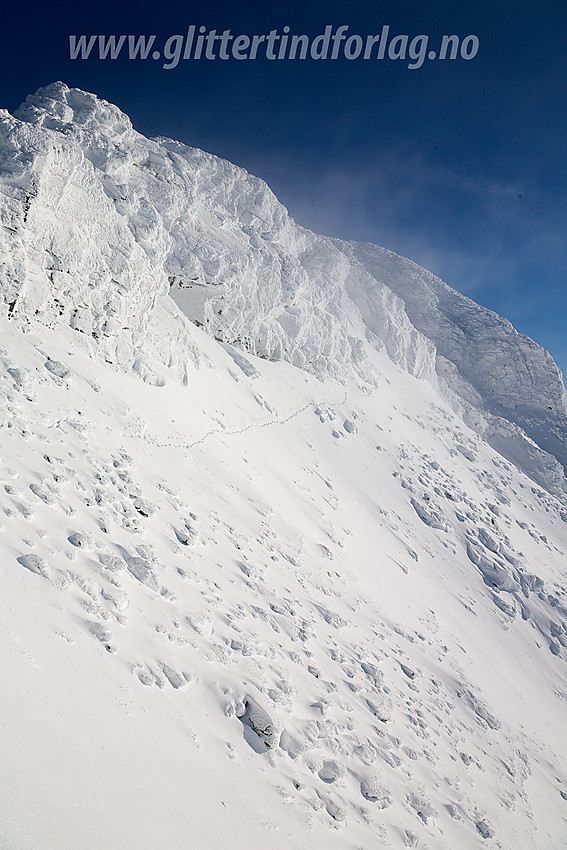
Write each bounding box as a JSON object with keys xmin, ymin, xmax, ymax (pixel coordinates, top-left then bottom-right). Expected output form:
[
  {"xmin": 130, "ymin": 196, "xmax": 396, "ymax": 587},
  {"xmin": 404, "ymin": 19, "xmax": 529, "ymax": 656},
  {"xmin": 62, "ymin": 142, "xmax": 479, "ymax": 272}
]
[{"xmin": 1, "ymin": 82, "xmax": 565, "ymax": 492}]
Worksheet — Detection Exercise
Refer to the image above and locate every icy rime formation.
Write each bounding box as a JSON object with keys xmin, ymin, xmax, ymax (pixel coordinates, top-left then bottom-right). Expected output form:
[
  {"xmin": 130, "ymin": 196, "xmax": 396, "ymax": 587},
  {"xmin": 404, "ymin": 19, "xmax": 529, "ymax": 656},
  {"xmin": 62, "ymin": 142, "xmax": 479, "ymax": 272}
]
[
  {"xmin": 1, "ymin": 84, "xmax": 567, "ymax": 849},
  {"xmin": 1, "ymin": 82, "xmax": 566, "ymax": 493}
]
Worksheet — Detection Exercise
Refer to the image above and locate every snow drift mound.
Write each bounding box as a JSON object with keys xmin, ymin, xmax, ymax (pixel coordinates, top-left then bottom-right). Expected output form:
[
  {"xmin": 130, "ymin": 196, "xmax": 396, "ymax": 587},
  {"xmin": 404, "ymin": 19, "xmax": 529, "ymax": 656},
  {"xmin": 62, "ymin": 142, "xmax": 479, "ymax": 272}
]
[{"xmin": 1, "ymin": 82, "xmax": 566, "ymax": 492}]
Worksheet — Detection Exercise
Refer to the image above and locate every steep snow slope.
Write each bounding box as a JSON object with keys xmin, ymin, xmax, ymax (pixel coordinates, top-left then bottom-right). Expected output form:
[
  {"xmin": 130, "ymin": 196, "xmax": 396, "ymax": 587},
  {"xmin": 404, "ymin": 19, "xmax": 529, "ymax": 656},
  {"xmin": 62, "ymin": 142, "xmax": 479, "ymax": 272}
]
[
  {"xmin": 1, "ymin": 84, "xmax": 567, "ymax": 849},
  {"xmin": 1, "ymin": 313, "xmax": 567, "ymax": 850},
  {"xmin": 2, "ymin": 82, "xmax": 566, "ymax": 494}
]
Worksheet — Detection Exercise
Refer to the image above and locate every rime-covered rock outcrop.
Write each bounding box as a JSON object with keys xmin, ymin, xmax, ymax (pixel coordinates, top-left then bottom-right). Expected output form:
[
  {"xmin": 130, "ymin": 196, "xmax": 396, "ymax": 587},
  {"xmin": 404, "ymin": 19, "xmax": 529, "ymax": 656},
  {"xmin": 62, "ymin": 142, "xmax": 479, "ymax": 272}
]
[{"xmin": 1, "ymin": 82, "xmax": 565, "ymax": 491}]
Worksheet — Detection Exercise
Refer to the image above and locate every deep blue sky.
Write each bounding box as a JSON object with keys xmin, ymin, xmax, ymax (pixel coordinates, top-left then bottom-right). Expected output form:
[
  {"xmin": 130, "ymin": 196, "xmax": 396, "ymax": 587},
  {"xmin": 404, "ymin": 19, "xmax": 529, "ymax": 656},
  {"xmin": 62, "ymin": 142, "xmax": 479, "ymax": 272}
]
[{"xmin": 2, "ymin": 0, "xmax": 566, "ymax": 378}]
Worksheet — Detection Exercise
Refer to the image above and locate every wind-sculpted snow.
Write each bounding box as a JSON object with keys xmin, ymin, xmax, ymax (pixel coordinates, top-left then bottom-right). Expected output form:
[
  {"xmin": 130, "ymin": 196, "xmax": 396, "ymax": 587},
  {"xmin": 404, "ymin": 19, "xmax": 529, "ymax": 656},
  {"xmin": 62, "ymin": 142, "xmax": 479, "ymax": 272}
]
[
  {"xmin": 341, "ymin": 240, "xmax": 567, "ymax": 489},
  {"xmin": 1, "ymin": 81, "xmax": 565, "ymax": 497}
]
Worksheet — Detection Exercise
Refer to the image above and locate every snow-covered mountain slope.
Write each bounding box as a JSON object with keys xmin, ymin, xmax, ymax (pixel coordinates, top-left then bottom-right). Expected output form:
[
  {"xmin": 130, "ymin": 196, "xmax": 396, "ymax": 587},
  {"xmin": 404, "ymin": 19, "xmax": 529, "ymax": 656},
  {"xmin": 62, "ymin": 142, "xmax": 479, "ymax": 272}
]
[
  {"xmin": 1, "ymin": 84, "xmax": 567, "ymax": 849},
  {"xmin": 2, "ymin": 82, "xmax": 566, "ymax": 495},
  {"xmin": 2, "ymin": 313, "xmax": 567, "ymax": 850}
]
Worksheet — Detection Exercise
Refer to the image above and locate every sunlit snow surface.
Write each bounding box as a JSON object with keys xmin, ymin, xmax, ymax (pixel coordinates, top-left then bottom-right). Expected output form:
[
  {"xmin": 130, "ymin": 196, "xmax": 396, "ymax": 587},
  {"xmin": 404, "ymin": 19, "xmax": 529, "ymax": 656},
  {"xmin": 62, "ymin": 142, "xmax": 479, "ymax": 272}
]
[{"xmin": 1, "ymin": 84, "xmax": 567, "ymax": 849}]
